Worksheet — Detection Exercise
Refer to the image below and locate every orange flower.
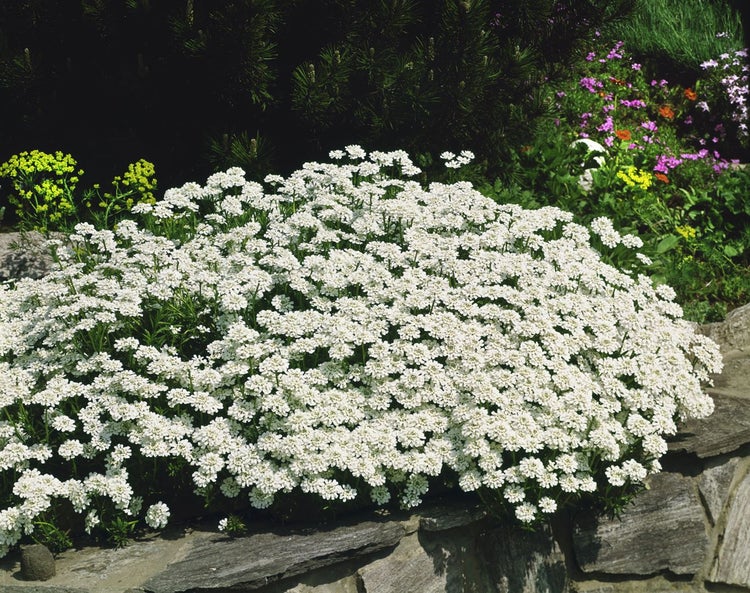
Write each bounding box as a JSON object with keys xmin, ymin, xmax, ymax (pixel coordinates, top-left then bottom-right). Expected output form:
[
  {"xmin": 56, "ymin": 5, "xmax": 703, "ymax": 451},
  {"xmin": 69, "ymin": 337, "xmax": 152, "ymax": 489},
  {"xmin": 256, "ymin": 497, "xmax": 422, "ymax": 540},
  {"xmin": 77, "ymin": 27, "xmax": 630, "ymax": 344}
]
[
  {"xmin": 684, "ymin": 88, "xmax": 697, "ymax": 101},
  {"xmin": 609, "ymin": 77, "xmax": 627, "ymax": 86},
  {"xmin": 654, "ymin": 173, "xmax": 669, "ymax": 184},
  {"xmin": 615, "ymin": 129, "xmax": 632, "ymax": 141},
  {"xmin": 659, "ymin": 105, "xmax": 675, "ymax": 119}
]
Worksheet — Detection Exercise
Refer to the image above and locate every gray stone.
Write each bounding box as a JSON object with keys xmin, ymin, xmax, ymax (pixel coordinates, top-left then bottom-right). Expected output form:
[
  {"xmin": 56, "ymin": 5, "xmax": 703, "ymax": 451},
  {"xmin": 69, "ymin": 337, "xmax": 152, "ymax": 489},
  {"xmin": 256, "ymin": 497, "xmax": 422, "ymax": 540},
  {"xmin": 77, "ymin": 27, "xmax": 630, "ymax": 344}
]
[
  {"xmin": 357, "ymin": 532, "xmax": 452, "ymax": 593},
  {"xmin": 570, "ymin": 576, "xmax": 708, "ymax": 593},
  {"xmin": 698, "ymin": 458, "xmax": 739, "ymax": 525},
  {"xmin": 0, "ymin": 231, "xmax": 56, "ymax": 281},
  {"xmin": 418, "ymin": 501, "xmax": 487, "ymax": 532},
  {"xmin": 20, "ymin": 544, "xmax": 56, "ymax": 581},
  {"xmin": 709, "ymin": 468, "xmax": 750, "ymax": 588},
  {"xmin": 699, "ymin": 302, "xmax": 750, "ymax": 353},
  {"xmin": 705, "ymin": 348, "xmax": 750, "ymax": 400},
  {"xmin": 572, "ymin": 472, "xmax": 709, "ymax": 576},
  {"xmin": 143, "ymin": 519, "xmax": 406, "ymax": 593},
  {"xmin": 0, "ymin": 584, "xmax": 88, "ymax": 593},
  {"xmin": 483, "ymin": 524, "xmax": 568, "ymax": 593},
  {"xmin": 668, "ymin": 393, "xmax": 750, "ymax": 458}
]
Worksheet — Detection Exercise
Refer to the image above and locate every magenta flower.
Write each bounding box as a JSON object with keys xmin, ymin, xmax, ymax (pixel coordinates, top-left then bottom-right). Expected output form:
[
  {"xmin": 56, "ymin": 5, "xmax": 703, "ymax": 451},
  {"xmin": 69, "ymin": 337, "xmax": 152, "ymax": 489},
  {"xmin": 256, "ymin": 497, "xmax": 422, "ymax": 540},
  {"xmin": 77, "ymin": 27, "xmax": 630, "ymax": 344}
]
[
  {"xmin": 597, "ymin": 116, "xmax": 614, "ymax": 132},
  {"xmin": 619, "ymin": 99, "xmax": 647, "ymax": 109},
  {"xmin": 606, "ymin": 41, "xmax": 624, "ymax": 60},
  {"xmin": 654, "ymin": 155, "xmax": 683, "ymax": 173},
  {"xmin": 580, "ymin": 77, "xmax": 603, "ymax": 93}
]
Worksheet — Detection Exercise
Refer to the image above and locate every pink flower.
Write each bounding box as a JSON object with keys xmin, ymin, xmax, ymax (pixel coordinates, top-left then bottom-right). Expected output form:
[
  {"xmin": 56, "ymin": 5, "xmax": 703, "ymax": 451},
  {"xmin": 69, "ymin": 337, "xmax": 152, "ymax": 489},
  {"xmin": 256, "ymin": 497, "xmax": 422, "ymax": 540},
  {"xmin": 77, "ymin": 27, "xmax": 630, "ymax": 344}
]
[{"xmin": 597, "ymin": 116, "xmax": 614, "ymax": 132}]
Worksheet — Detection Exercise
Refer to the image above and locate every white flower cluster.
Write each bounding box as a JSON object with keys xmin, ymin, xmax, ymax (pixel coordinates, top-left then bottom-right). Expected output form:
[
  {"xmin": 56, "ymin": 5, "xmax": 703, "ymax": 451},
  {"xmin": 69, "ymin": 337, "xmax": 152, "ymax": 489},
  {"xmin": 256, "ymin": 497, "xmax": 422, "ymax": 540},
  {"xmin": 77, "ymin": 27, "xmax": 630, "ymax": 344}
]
[{"xmin": 0, "ymin": 147, "xmax": 722, "ymax": 555}]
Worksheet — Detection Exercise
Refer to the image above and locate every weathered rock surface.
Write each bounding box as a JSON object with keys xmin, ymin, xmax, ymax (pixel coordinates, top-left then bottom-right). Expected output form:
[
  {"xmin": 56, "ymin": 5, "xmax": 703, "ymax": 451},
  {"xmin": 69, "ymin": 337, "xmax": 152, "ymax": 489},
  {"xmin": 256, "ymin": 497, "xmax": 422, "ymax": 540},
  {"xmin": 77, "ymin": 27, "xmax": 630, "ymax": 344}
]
[
  {"xmin": 699, "ymin": 302, "xmax": 750, "ymax": 353},
  {"xmin": 572, "ymin": 472, "xmax": 710, "ymax": 576},
  {"xmin": 698, "ymin": 457, "xmax": 739, "ymax": 526},
  {"xmin": 709, "ymin": 466, "xmax": 750, "ymax": 588},
  {"xmin": 143, "ymin": 518, "xmax": 406, "ymax": 593},
  {"xmin": 0, "ymin": 231, "xmax": 56, "ymax": 281},
  {"xmin": 482, "ymin": 524, "xmax": 568, "ymax": 593},
  {"xmin": 668, "ymin": 392, "xmax": 750, "ymax": 458},
  {"xmin": 20, "ymin": 545, "xmax": 56, "ymax": 581}
]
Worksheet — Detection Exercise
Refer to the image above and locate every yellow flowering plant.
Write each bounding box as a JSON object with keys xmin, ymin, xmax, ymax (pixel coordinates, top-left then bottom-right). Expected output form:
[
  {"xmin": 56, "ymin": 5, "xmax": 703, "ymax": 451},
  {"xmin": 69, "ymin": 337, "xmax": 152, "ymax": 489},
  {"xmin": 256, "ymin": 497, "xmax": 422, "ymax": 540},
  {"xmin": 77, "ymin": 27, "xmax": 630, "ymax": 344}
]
[
  {"xmin": 0, "ymin": 150, "xmax": 82, "ymax": 233},
  {"xmin": 84, "ymin": 159, "xmax": 158, "ymax": 229},
  {"xmin": 0, "ymin": 150, "xmax": 159, "ymax": 233}
]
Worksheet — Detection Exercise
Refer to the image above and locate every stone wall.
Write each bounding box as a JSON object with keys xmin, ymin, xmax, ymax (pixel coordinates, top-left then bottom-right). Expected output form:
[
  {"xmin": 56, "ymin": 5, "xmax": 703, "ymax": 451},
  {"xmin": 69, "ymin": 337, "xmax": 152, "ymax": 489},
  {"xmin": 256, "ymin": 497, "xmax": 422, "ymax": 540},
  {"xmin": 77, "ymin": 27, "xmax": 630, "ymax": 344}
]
[{"xmin": 1, "ymin": 236, "xmax": 749, "ymax": 593}]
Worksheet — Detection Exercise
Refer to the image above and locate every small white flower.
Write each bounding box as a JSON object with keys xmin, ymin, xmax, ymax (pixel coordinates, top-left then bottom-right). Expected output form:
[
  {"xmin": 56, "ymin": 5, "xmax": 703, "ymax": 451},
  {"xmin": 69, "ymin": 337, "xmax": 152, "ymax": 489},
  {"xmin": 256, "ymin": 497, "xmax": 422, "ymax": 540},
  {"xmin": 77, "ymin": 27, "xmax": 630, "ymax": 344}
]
[{"xmin": 145, "ymin": 502, "xmax": 170, "ymax": 529}]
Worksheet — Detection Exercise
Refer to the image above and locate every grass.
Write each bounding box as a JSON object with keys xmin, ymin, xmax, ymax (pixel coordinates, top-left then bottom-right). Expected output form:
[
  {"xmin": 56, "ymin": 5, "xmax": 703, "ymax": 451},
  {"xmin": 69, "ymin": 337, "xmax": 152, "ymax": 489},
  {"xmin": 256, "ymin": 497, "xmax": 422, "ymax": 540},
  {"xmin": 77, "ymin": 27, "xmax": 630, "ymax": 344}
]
[{"xmin": 602, "ymin": 0, "xmax": 744, "ymax": 80}]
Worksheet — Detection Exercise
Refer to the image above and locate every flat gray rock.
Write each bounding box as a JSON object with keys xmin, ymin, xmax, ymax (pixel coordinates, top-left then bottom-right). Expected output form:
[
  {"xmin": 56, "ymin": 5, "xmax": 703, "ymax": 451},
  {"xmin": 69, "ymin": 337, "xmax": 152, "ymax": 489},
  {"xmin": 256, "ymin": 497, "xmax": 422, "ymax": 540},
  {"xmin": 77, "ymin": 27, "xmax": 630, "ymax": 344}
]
[
  {"xmin": 418, "ymin": 501, "xmax": 487, "ymax": 532},
  {"xmin": 143, "ymin": 519, "xmax": 406, "ymax": 593},
  {"xmin": 709, "ymin": 469, "xmax": 750, "ymax": 588},
  {"xmin": 698, "ymin": 458, "xmax": 739, "ymax": 525},
  {"xmin": 705, "ymin": 349, "xmax": 750, "ymax": 400},
  {"xmin": 699, "ymin": 302, "xmax": 750, "ymax": 353},
  {"xmin": 483, "ymin": 524, "xmax": 568, "ymax": 593},
  {"xmin": 668, "ymin": 393, "xmax": 750, "ymax": 458},
  {"xmin": 572, "ymin": 472, "xmax": 709, "ymax": 576},
  {"xmin": 357, "ymin": 532, "xmax": 452, "ymax": 593},
  {"xmin": 0, "ymin": 231, "xmax": 56, "ymax": 281}
]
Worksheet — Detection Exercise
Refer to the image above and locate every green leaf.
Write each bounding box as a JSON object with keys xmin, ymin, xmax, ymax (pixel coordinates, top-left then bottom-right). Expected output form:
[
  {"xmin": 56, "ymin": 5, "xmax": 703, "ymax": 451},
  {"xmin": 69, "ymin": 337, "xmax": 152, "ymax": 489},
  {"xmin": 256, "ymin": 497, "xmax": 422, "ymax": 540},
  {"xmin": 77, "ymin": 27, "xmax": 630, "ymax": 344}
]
[
  {"xmin": 656, "ymin": 235, "xmax": 680, "ymax": 253},
  {"xmin": 723, "ymin": 245, "xmax": 740, "ymax": 258}
]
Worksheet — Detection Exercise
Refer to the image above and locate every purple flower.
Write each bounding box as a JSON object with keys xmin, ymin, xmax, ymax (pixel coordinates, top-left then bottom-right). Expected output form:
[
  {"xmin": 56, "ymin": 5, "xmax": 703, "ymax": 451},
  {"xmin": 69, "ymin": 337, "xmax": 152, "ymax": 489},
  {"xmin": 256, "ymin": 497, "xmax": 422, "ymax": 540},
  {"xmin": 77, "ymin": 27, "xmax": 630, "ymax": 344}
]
[
  {"xmin": 642, "ymin": 135, "xmax": 653, "ymax": 144},
  {"xmin": 631, "ymin": 63, "xmax": 641, "ymax": 71},
  {"xmin": 654, "ymin": 155, "xmax": 683, "ymax": 173},
  {"xmin": 701, "ymin": 59, "xmax": 719, "ymax": 69},
  {"xmin": 580, "ymin": 77, "xmax": 603, "ymax": 93},
  {"xmin": 697, "ymin": 100, "xmax": 710, "ymax": 112},
  {"xmin": 607, "ymin": 41, "xmax": 625, "ymax": 60},
  {"xmin": 597, "ymin": 116, "xmax": 614, "ymax": 132},
  {"xmin": 602, "ymin": 103, "xmax": 615, "ymax": 113},
  {"xmin": 604, "ymin": 136, "xmax": 614, "ymax": 147},
  {"xmin": 619, "ymin": 99, "xmax": 647, "ymax": 109},
  {"xmin": 556, "ymin": 91, "xmax": 567, "ymax": 98},
  {"xmin": 586, "ymin": 52, "xmax": 596, "ymax": 62},
  {"xmin": 641, "ymin": 120, "xmax": 658, "ymax": 132},
  {"xmin": 684, "ymin": 115, "xmax": 693, "ymax": 125}
]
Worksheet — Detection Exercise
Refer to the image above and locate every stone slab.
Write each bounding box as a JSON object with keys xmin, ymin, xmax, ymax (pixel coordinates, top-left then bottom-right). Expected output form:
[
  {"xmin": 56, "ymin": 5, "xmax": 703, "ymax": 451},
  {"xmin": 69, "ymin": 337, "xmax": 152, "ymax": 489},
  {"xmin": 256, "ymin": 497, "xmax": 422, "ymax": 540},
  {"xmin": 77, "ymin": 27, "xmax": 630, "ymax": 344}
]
[
  {"xmin": 0, "ymin": 231, "xmax": 56, "ymax": 281},
  {"xmin": 668, "ymin": 393, "xmax": 750, "ymax": 458},
  {"xmin": 699, "ymin": 302, "xmax": 750, "ymax": 353},
  {"xmin": 357, "ymin": 532, "xmax": 449, "ymax": 593},
  {"xmin": 483, "ymin": 524, "xmax": 568, "ymax": 593},
  {"xmin": 572, "ymin": 472, "xmax": 709, "ymax": 576},
  {"xmin": 143, "ymin": 519, "xmax": 406, "ymax": 593},
  {"xmin": 705, "ymin": 349, "xmax": 750, "ymax": 400},
  {"xmin": 698, "ymin": 457, "xmax": 739, "ymax": 526},
  {"xmin": 418, "ymin": 501, "xmax": 487, "ymax": 532},
  {"xmin": 709, "ymin": 468, "xmax": 750, "ymax": 588},
  {"xmin": 0, "ymin": 525, "xmax": 210, "ymax": 593},
  {"xmin": 570, "ymin": 576, "xmax": 709, "ymax": 593}
]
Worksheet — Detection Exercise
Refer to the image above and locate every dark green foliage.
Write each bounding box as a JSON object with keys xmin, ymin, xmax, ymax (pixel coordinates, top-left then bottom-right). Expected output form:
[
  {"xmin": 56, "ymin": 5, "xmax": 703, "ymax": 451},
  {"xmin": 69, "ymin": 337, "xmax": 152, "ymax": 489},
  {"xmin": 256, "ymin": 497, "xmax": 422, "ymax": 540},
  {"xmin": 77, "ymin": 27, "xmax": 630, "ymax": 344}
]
[{"xmin": 0, "ymin": 0, "xmax": 636, "ymax": 188}]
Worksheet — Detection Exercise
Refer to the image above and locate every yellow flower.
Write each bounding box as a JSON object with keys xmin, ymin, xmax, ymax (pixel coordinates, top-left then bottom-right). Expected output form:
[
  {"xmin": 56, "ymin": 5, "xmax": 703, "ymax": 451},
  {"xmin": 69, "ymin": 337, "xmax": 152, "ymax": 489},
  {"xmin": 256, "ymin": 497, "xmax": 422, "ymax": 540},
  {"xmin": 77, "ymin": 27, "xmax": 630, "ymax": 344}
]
[
  {"xmin": 0, "ymin": 149, "xmax": 81, "ymax": 231},
  {"xmin": 675, "ymin": 225, "xmax": 697, "ymax": 240},
  {"xmin": 616, "ymin": 166, "xmax": 652, "ymax": 190}
]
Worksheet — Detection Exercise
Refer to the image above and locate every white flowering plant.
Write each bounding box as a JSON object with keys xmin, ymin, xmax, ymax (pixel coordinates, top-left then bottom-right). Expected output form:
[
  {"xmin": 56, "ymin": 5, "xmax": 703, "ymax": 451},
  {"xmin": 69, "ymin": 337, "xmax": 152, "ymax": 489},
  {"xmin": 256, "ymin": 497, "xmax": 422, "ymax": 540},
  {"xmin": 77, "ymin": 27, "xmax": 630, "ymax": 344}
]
[{"xmin": 0, "ymin": 147, "xmax": 721, "ymax": 555}]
